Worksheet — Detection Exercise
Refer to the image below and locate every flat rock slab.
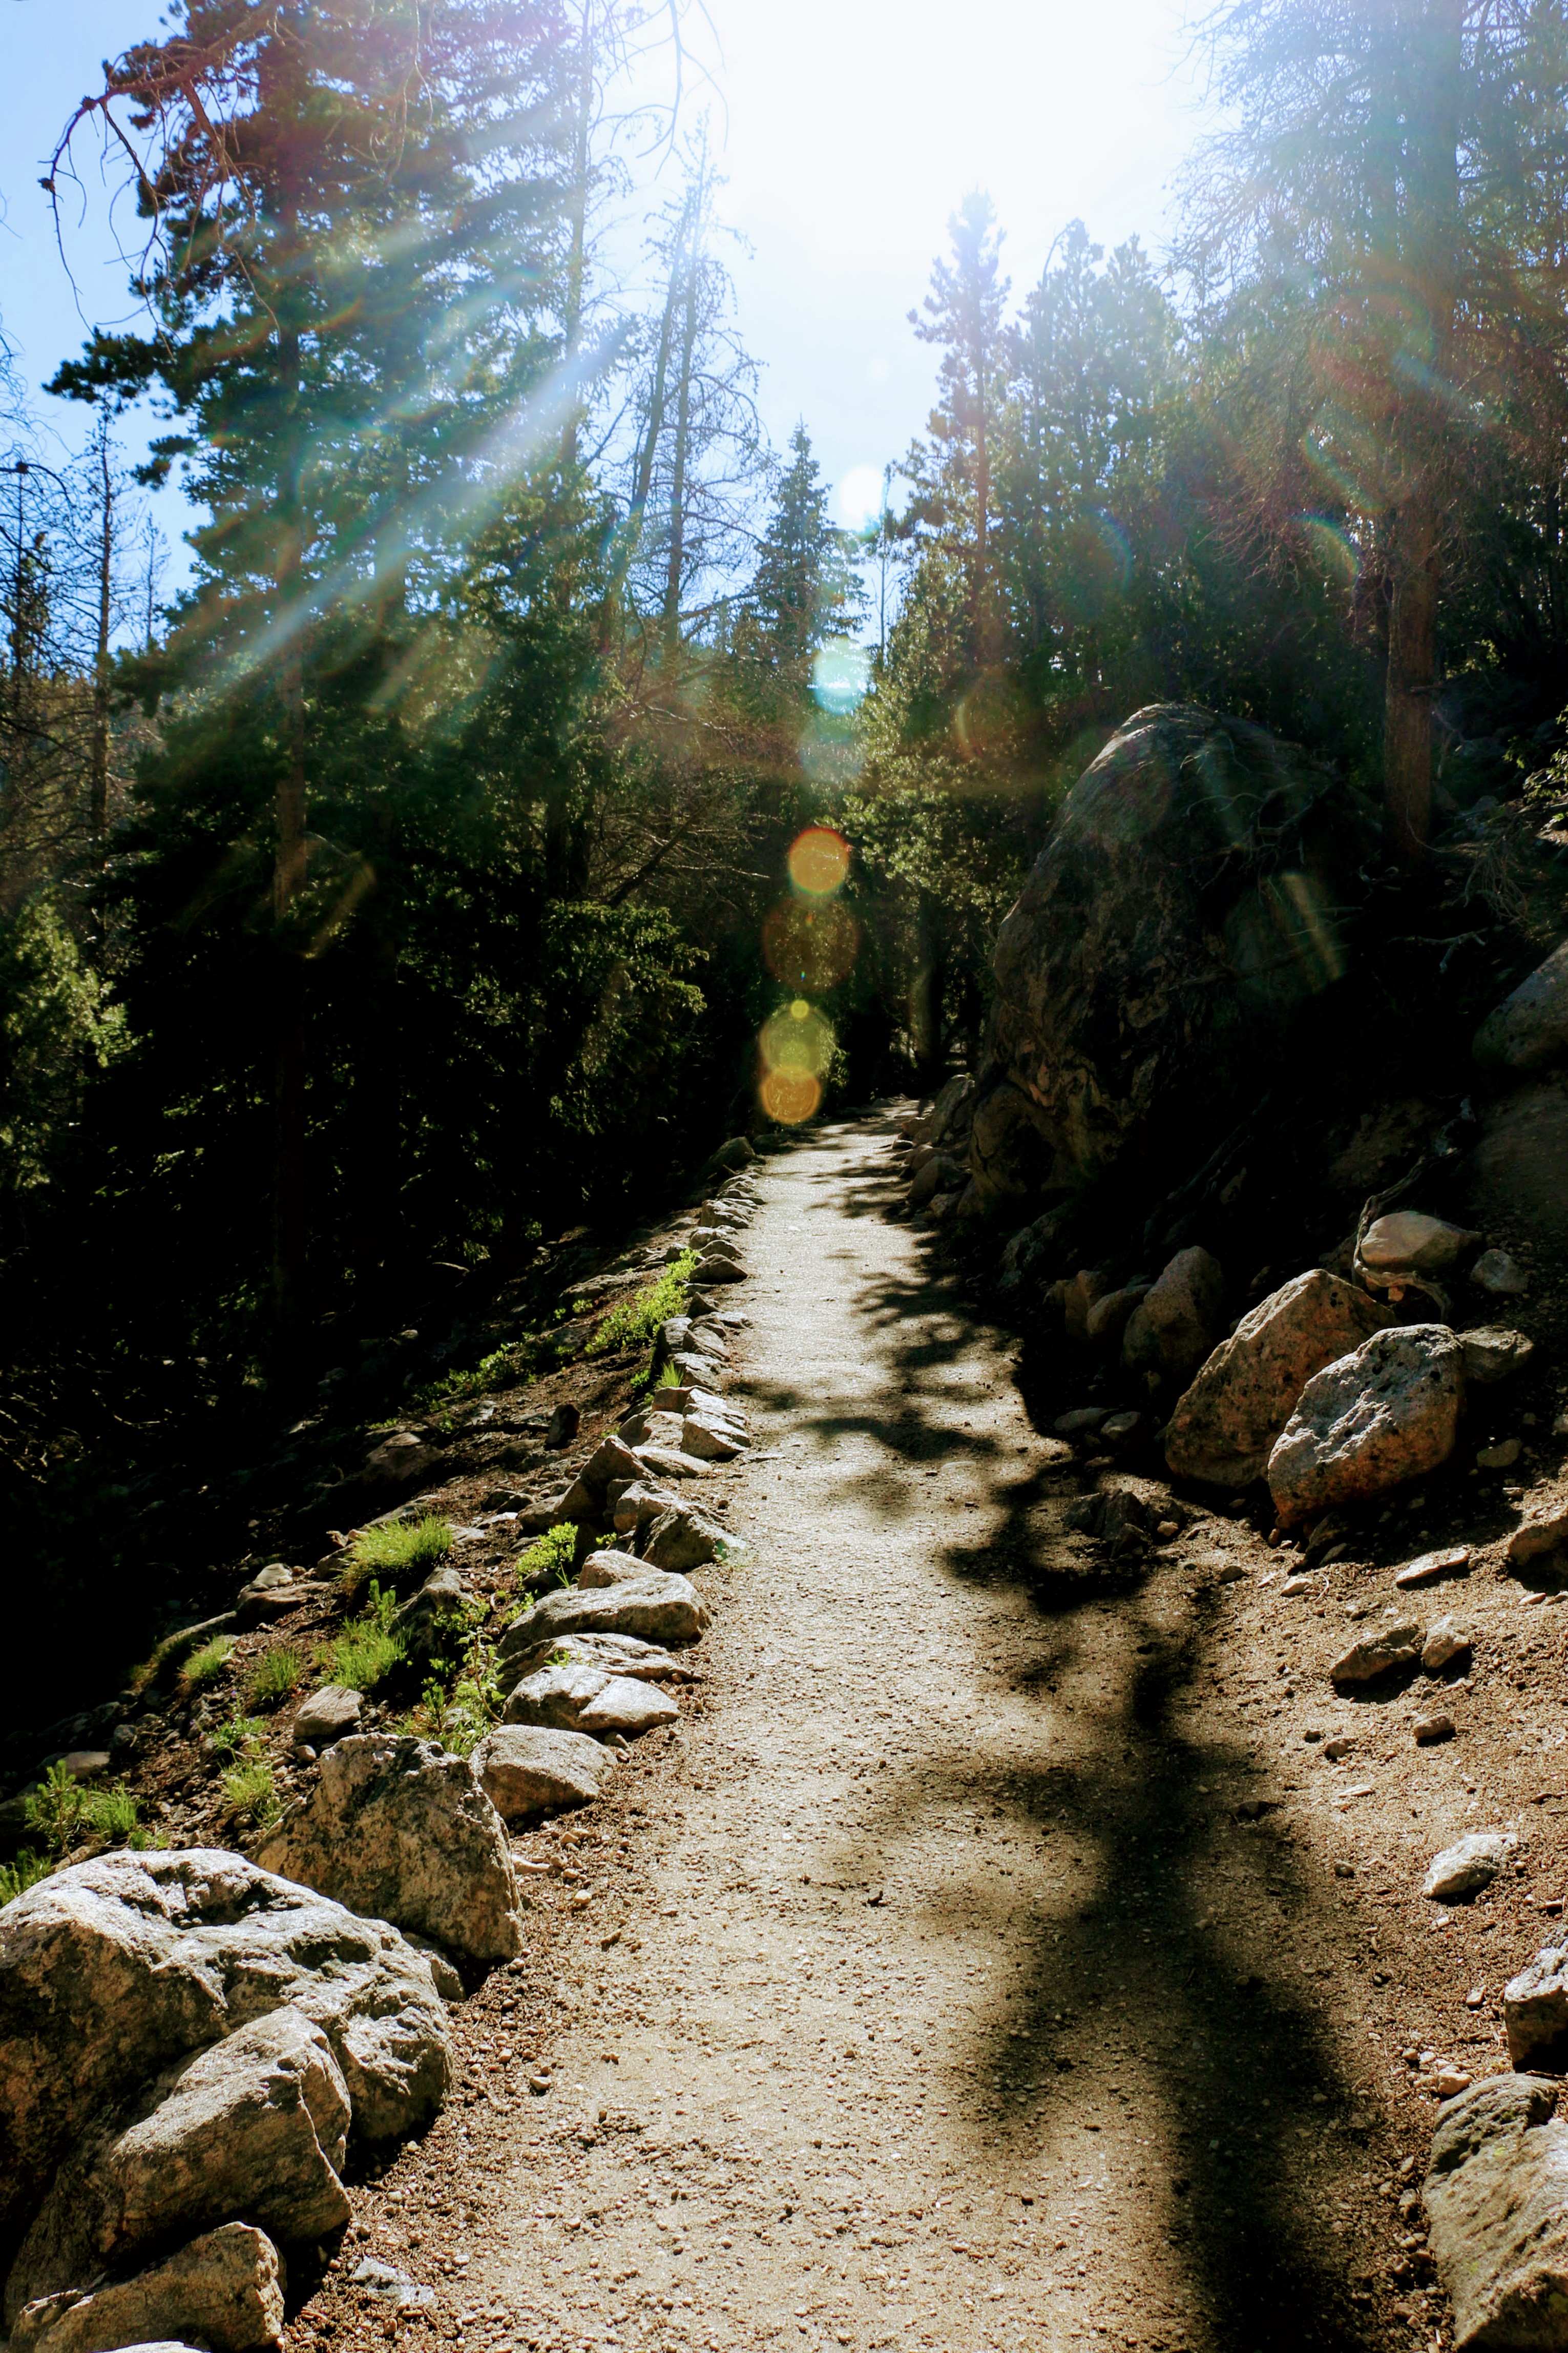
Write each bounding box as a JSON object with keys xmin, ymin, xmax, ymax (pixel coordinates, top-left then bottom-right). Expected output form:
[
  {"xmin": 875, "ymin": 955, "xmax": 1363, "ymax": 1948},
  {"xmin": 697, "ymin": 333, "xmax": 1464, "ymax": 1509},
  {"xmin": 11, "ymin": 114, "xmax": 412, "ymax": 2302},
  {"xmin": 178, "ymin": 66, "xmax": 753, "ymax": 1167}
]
[
  {"xmin": 1425, "ymin": 1831, "xmax": 1516, "ymax": 1902},
  {"xmin": 501, "ymin": 1630, "xmax": 698, "ymax": 1685},
  {"xmin": 1165, "ymin": 1268, "xmax": 1394, "ymax": 1488},
  {"xmin": 471, "ymin": 1725, "xmax": 615, "ymax": 1824},
  {"xmin": 497, "ymin": 1574, "xmax": 711, "ymax": 1660},
  {"xmin": 641, "ymin": 1506, "xmax": 723, "ymax": 1571},
  {"xmin": 1397, "ymin": 1545, "xmax": 1473, "ymax": 1588},
  {"xmin": 1424, "ymin": 2073, "xmax": 1568, "ymax": 2347},
  {"xmin": 503, "ymin": 1660, "xmax": 679, "ymax": 1738},
  {"xmin": 1267, "ymin": 1324, "xmax": 1465, "ymax": 1526},
  {"xmin": 1459, "ymin": 1328, "xmax": 1536, "ymax": 1384},
  {"xmin": 1330, "ymin": 1624, "xmax": 1422, "ymax": 1684}
]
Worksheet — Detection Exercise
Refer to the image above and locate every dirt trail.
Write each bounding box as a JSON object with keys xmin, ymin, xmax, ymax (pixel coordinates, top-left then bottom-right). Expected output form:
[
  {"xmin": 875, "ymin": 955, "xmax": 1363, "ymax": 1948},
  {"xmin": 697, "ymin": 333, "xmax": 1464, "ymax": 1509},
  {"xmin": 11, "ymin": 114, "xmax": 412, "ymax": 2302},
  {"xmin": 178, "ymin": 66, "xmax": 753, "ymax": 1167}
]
[{"xmin": 318, "ymin": 1111, "xmax": 1462, "ymax": 2353}]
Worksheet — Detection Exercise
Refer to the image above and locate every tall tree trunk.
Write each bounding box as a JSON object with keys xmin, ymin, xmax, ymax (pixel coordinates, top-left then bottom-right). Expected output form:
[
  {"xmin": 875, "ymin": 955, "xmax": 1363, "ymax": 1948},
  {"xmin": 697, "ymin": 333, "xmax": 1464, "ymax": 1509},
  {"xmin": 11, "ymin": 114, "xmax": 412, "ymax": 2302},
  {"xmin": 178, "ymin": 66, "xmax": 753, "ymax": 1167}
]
[
  {"xmin": 1383, "ymin": 0, "xmax": 1461, "ymax": 869},
  {"xmin": 970, "ymin": 288, "xmax": 989, "ymax": 668},
  {"xmin": 90, "ymin": 414, "xmax": 113, "ymax": 848},
  {"xmin": 561, "ymin": 0, "xmax": 594, "ymax": 473}
]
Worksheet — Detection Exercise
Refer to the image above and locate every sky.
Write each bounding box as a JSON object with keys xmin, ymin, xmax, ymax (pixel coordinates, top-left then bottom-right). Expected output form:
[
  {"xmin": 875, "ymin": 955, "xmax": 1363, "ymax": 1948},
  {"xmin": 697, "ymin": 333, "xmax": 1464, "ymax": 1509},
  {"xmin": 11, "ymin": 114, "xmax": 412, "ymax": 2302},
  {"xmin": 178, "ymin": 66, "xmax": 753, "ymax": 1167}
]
[{"xmin": 0, "ymin": 0, "xmax": 1206, "ymax": 589}]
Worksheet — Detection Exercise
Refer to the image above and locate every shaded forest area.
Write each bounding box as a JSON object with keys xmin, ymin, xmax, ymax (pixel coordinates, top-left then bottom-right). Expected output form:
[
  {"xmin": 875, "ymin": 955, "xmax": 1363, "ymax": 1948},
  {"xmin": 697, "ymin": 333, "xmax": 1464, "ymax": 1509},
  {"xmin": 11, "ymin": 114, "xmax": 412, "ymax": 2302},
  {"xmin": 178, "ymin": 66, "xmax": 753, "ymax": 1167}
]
[{"xmin": 8, "ymin": 0, "xmax": 1568, "ymax": 1684}]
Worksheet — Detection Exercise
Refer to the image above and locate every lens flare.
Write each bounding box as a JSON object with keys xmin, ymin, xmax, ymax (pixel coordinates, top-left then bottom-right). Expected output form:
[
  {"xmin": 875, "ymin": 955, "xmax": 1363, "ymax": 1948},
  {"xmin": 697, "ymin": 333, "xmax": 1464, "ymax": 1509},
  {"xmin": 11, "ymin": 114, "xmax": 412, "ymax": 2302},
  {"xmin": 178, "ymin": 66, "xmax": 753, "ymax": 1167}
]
[
  {"xmin": 787, "ymin": 825, "xmax": 851, "ymax": 897},
  {"xmin": 762, "ymin": 896, "xmax": 861, "ymax": 992},
  {"xmin": 760, "ymin": 1068, "xmax": 822, "ymax": 1124},
  {"xmin": 758, "ymin": 999, "xmax": 835, "ymax": 1126},
  {"xmin": 811, "ymin": 639, "xmax": 870, "ymax": 714}
]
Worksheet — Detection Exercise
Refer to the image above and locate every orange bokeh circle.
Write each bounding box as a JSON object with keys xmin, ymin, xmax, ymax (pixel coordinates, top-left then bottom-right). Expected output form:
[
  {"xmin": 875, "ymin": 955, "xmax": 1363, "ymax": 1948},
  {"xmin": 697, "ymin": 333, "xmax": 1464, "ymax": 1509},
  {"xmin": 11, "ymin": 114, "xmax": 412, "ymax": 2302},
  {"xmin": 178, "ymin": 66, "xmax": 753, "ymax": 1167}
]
[
  {"xmin": 760, "ymin": 1067, "xmax": 822, "ymax": 1125},
  {"xmin": 787, "ymin": 825, "xmax": 851, "ymax": 898}
]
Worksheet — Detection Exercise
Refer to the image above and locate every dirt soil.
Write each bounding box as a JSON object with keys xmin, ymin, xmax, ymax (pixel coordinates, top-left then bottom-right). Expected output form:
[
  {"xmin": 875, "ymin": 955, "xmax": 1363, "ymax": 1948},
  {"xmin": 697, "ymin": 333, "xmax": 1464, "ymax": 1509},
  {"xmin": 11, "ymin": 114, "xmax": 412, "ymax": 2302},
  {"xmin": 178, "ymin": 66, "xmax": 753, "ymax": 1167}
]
[{"xmin": 295, "ymin": 1108, "xmax": 1568, "ymax": 2353}]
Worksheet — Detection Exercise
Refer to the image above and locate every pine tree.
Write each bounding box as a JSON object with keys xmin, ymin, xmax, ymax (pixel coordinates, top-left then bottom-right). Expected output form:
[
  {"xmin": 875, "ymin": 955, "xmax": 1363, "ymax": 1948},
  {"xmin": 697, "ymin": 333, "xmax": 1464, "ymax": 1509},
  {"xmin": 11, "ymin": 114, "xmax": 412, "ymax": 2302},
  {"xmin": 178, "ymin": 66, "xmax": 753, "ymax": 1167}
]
[
  {"xmin": 741, "ymin": 423, "xmax": 865, "ymax": 704},
  {"xmin": 907, "ymin": 191, "xmax": 1010, "ymax": 668}
]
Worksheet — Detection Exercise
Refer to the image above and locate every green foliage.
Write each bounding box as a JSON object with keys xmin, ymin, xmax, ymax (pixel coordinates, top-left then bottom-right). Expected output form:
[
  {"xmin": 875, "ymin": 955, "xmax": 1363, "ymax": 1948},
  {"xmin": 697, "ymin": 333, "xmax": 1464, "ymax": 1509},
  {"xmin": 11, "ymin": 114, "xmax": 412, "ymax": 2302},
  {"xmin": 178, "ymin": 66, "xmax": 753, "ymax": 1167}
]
[
  {"xmin": 0, "ymin": 893, "xmax": 127, "ymax": 1202},
  {"xmin": 221, "ymin": 1760, "xmax": 280, "ymax": 1832},
  {"xmin": 212, "ymin": 1712, "xmax": 265, "ymax": 1762},
  {"xmin": 0, "ymin": 1850, "xmax": 52, "ymax": 1906},
  {"xmin": 318, "ymin": 1583, "xmax": 406, "ymax": 1692},
  {"xmin": 418, "ymin": 1643, "xmax": 505, "ymax": 1758},
  {"xmin": 516, "ymin": 1522, "xmax": 579, "ymax": 1591},
  {"xmin": 83, "ymin": 1782, "xmax": 141, "ymax": 1842},
  {"xmin": 587, "ymin": 1253, "xmax": 697, "ymax": 1358},
  {"xmin": 244, "ymin": 1645, "xmax": 304, "ymax": 1711},
  {"xmin": 181, "ymin": 1635, "xmax": 237, "ymax": 1691},
  {"xmin": 23, "ymin": 1762, "xmax": 89, "ymax": 1857}
]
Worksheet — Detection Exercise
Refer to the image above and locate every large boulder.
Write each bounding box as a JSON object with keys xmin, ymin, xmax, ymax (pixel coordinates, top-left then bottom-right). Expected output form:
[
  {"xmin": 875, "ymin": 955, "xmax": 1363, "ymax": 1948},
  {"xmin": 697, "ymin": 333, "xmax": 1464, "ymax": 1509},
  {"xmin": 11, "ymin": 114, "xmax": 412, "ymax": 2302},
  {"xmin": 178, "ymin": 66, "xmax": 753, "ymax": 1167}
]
[
  {"xmin": 968, "ymin": 705, "xmax": 1374, "ymax": 1205},
  {"xmin": 6, "ymin": 2011, "xmax": 348, "ymax": 2325},
  {"xmin": 10, "ymin": 2222, "xmax": 285, "ymax": 2353},
  {"xmin": 1119, "ymin": 1248, "xmax": 1224, "ymax": 1385},
  {"xmin": 1474, "ymin": 939, "xmax": 1568, "ymax": 1071},
  {"xmin": 1267, "ymin": 1324, "xmax": 1465, "ymax": 1526},
  {"xmin": 1424, "ymin": 2074, "xmax": 1568, "ymax": 2347},
  {"xmin": 0, "ymin": 1850, "xmax": 451, "ymax": 2259},
  {"xmin": 1164, "ymin": 1270, "xmax": 1394, "ymax": 1488},
  {"xmin": 256, "ymin": 1736, "xmax": 523, "ymax": 1964}
]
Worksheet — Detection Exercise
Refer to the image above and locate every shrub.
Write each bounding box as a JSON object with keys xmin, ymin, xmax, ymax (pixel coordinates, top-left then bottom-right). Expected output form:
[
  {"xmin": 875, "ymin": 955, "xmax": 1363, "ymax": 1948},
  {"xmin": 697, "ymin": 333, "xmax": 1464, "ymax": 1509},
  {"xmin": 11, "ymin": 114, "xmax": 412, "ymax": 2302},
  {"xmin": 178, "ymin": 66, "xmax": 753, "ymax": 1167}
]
[
  {"xmin": 586, "ymin": 1253, "xmax": 696, "ymax": 1358},
  {"xmin": 221, "ymin": 1760, "xmax": 280, "ymax": 1831},
  {"xmin": 516, "ymin": 1522, "xmax": 578, "ymax": 1591},
  {"xmin": 181, "ymin": 1635, "xmax": 237, "ymax": 1691},
  {"xmin": 341, "ymin": 1516, "xmax": 453, "ymax": 1599},
  {"xmin": 24, "ymin": 1761, "xmax": 89, "ymax": 1856},
  {"xmin": 244, "ymin": 1645, "xmax": 304, "ymax": 1710},
  {"xmin": 0, "ymin": 1850, "xmax": 51, "ymax": 1906}
]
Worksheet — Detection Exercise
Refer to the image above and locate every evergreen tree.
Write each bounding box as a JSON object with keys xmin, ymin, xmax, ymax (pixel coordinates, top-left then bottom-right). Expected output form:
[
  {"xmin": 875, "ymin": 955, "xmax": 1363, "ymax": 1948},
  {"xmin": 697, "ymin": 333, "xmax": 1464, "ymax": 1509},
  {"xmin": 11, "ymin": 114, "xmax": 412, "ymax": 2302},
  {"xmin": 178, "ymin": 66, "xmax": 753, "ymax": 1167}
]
[{"xmin": 739, "ymin": 423, "xmax": 865, "ymax": 706}]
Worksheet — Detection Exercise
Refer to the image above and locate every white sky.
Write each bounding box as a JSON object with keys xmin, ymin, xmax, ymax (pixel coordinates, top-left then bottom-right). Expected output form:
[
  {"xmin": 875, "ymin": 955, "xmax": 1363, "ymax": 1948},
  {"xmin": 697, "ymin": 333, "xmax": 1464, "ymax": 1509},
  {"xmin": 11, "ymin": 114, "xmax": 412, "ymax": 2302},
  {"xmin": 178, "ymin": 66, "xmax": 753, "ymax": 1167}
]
[{"xmin": 0, "ymin": 0, "xmax": 1205, "ymax": 583}]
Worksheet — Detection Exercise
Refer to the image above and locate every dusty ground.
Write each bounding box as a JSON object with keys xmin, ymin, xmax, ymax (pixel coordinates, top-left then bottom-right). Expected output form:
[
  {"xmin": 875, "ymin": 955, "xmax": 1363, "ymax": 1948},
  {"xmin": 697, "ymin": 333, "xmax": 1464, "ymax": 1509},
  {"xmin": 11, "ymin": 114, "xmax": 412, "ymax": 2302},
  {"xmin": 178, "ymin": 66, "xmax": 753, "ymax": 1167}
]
[{"xmin": 293, "ymin": 1107, "xmax": 1568, "ymax": 2353}]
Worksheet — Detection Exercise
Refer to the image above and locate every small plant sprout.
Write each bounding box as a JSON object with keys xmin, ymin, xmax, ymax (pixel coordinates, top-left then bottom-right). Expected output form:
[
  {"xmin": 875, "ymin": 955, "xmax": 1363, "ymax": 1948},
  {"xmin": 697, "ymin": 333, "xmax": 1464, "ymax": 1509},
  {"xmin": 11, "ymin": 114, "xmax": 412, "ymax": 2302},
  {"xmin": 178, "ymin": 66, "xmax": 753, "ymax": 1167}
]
[{"xmin": 212, "ymin": 1713, "xmax": 265, "ymax": 1762}]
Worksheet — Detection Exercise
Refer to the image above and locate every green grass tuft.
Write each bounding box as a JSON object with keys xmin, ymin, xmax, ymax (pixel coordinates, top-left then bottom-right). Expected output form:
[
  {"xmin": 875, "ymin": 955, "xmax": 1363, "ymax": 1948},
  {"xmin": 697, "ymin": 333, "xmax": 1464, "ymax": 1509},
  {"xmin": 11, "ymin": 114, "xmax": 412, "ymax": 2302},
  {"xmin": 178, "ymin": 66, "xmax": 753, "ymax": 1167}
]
[
  {"xmin": 341, "ymin": 1515, "xmax": 453, "ymax": 1600},
  {"xmin": 212, "ymin": 1712, "xmax": 265, "ymax": 1762},
  {"xmin": 221, "ymin": 1759, "xmax": 280, "ymax": 1831},
  {"xmin": 244, "ymin": 1645, "xmax": 304, "ymax": 1710},
  {"xmin": 317, "ymin": 1583, "xmax": 406, "ymax": 1692},
  {"xmin": 586, "ymin": 1253, "xmax": 697, "ymax": 1358},
  {"xmin": 83, "ymin": 1782, "xmax": 141, "ymax": 1842},
  {"xmin": 181, "ymin": 1635, "xmax": 237, "ymax": 1691}
]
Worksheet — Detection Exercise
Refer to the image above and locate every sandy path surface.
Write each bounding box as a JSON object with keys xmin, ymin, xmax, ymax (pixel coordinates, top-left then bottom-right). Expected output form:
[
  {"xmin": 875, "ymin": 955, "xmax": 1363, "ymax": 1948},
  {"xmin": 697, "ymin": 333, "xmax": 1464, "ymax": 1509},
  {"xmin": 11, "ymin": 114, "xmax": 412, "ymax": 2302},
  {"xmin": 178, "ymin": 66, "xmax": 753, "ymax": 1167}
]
[{"xmin": 316, "ymin": 1111, "xmax": 1452, "ymax": 2353}]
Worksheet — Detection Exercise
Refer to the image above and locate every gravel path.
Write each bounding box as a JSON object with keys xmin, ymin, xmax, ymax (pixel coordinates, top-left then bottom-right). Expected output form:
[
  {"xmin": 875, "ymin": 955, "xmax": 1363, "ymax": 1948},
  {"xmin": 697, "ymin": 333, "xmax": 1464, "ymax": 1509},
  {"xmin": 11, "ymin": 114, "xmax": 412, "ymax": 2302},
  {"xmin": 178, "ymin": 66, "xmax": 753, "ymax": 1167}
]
[{"xmin": 320, "ymin": 1110, "xmax": 1440, "ymax": 2353}]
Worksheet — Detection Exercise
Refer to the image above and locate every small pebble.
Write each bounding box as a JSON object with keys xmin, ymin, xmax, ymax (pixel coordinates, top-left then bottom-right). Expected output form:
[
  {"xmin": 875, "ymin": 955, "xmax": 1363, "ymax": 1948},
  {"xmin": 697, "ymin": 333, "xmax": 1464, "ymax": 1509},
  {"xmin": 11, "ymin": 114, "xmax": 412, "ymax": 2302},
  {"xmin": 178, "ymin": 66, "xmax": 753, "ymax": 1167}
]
[
  {"xmin": 1477, "ymin": 1438, "xmax": 1522, "ymax": 1470},
  {"xmin": 1396, "ymin": 1545, "xmax": 1472, "ymax": 1588},
  {"xmin": 1414, "ymin": 1712, "xmax": 1456, "ymax": 1745},
  {"xmin": 1323, "ymin": 1736, "xmax": 1355, "ymax": 1760}
]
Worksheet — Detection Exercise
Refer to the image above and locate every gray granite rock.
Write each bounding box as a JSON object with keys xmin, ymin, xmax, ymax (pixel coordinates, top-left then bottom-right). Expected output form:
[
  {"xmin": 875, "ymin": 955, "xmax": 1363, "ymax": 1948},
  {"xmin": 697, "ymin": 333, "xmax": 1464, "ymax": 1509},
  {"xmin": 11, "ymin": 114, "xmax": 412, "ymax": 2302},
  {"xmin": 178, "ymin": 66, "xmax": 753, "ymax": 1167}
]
[
  {"xmin": 1424, "ymin": 2072, "xmax": 1568, "ymax": 2346},
  {"xmin": 1425, "ymin": 1831, "xmax": 1516, "ymax": 1903}
]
